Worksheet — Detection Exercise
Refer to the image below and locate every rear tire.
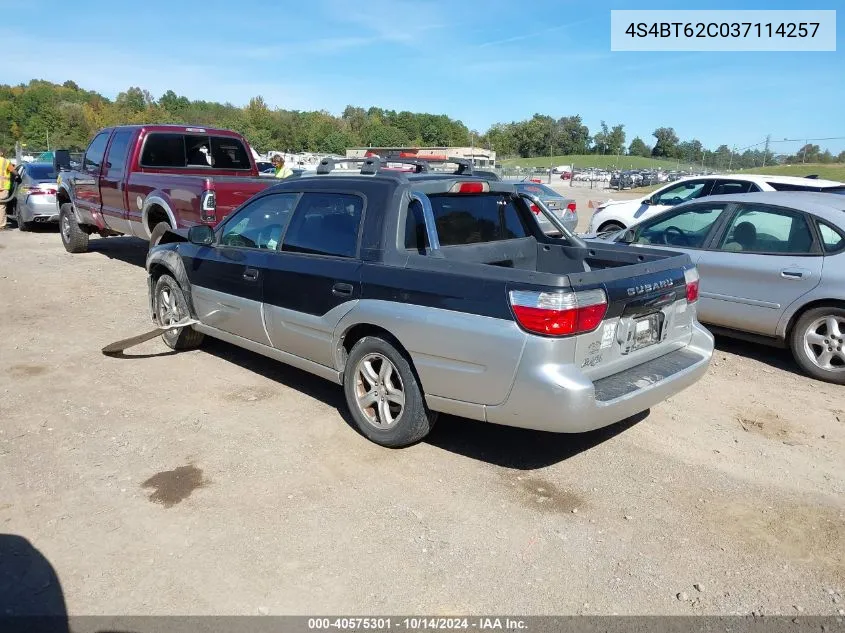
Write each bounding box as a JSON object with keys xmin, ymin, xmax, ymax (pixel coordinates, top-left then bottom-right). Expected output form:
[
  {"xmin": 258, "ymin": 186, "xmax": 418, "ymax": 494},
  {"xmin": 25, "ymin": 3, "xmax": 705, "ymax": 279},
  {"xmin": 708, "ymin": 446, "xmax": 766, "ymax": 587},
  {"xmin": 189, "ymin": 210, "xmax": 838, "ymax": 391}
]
[
  {"xmin": 153, "ymin": 274, "xmax": 204, "ymax": 350},
  {"xmin": 343, "ymin": 335, "xmax": 437, "ymax": 448},
  {"xmin": 59, "ymin": 203, "xmax": 89, "ymax": 253},
  {"xmin": 15, "ymin": 206, "xmax": 31, "ymax": 232},
  {"xmin": 790, "ymin": 306, "xmax": 845, "ymax": 385},
  {"xmin": 149, "ymin": 221, "xmax": 172, "ymax": 248}
]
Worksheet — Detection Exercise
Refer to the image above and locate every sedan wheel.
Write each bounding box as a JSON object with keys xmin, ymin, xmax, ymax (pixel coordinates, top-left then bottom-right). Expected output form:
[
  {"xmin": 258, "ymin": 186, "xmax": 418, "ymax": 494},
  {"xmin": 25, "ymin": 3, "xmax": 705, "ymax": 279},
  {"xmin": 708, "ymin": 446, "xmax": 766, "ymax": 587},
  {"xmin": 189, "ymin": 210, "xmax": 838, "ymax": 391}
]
[
  {"xmin": 353, "ymin": 352, "xmax": 405, "ymax": 429},
  {"xmin": 790, "ymin": 306, "xmax": 845, "ymax": 384},
  {"xmin": 802, "ymin": 315, "xmax": 845, "ymax": 372}
]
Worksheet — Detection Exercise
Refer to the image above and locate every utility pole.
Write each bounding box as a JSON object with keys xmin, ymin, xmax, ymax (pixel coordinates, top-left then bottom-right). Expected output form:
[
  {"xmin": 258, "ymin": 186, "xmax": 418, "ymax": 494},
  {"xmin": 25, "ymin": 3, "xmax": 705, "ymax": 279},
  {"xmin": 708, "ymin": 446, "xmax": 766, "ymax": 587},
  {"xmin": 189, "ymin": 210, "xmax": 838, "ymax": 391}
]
[
  {"xmin": 762, "ymin": 134, "xmax": 770, "ymax": 167},
  {"xmin": 802, "ymin": 138, "xmax": 808, "ymax": 163},
  {"xmin": 46, "ymin": 129, "xmax": 50, "ymax": 151},
  {"xmin": 548, "ymin": 121, "xmax": 553, "ymax": 184}
]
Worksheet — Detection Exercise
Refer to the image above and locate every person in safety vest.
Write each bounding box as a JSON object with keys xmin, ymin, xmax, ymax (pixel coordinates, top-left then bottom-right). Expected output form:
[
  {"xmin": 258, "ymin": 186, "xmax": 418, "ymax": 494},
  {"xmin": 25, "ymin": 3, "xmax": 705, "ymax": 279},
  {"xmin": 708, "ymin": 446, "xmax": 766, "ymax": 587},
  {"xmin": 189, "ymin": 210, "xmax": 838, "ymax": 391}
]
[
  {"xmin": 272, "ymin": 154, "xmax": 293, "ymax": 179},
  {"xmin": 0, "ymin": 149, "xmax": 16, "ymax": 230}
]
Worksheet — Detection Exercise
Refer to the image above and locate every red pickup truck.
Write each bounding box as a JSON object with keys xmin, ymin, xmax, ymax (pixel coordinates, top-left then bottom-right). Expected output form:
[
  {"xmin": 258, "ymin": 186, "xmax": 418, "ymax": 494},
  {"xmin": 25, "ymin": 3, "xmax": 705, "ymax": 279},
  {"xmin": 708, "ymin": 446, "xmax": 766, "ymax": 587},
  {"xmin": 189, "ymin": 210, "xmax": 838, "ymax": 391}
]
[{"xmin": 55, "ymin": 124, "xmax": 275, "ymax": 253}]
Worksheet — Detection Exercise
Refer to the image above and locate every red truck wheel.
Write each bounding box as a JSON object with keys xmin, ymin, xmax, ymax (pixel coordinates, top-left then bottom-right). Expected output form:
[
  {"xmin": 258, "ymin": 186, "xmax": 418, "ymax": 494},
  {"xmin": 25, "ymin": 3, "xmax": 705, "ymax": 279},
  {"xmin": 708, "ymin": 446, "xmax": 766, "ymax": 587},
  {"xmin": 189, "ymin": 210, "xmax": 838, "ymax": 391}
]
[{"xmin": 59, "ymin": 203, "xmax": 89, "ymax": 253}]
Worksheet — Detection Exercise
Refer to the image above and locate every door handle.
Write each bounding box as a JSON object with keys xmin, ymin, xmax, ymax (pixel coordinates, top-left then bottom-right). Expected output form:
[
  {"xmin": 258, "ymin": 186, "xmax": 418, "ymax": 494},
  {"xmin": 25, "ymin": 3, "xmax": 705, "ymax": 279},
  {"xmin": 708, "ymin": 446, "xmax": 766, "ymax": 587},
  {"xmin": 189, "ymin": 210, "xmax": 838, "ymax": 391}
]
[
  {"xmin": 243, "ymin": 267, "xmax": 260, "ymax": 282},
  {"xmin": 332, "ymin": 282, "xmax": 354, "ymax": 297},
  {"xmin": 780, "ymin": 268, "xmax": 808, "ymax": 280}
]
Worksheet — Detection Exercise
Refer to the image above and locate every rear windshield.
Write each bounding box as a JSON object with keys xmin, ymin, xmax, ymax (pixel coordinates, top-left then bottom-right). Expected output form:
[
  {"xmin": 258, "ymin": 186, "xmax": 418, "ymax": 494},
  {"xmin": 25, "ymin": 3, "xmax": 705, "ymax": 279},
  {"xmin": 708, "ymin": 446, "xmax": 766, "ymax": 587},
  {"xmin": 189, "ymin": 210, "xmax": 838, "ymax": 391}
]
[
  {"xmin": 767, "ymin": 181, "xmax": 845, "ymax": 194},
  {"xmin": 140, "ymin": 133, "xmax": 251, "ymax": 170},
  {"xmin": 405, "ymin": 193, "xmax": 529, "ymax": 249},
  {"xmin": 26, "ymin": 164, "xmax": 57, "ymax": 181},
  {"xmin": 517, "ymin": 183, "xmax": 559, "ymax": 197}
]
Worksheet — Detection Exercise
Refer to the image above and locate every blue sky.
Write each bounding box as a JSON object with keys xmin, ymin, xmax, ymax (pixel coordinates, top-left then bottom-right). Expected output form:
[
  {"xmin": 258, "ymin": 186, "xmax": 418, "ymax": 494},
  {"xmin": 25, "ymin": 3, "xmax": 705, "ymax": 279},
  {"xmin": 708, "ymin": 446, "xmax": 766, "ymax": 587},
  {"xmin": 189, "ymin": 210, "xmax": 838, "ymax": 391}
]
[{"xmin": 4, "ymin": 0, "xmax": 844, "ymax": 153}]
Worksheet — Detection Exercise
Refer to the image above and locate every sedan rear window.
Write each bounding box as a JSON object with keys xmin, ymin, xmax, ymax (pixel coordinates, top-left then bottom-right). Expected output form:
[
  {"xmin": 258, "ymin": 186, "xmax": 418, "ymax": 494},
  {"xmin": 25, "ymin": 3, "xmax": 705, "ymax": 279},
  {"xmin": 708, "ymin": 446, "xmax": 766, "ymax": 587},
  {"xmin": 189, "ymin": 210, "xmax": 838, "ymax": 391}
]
[
  {"xmin": 141, "ymin": 133, "xmax": 251, "ymax": 169},
  {"xmin": 767, "ymin": 182, "xmax": 845, "ymax": 194},
  {"xmin": 26, "ymin": 165, "xmax": 57, "ymax": 181}
]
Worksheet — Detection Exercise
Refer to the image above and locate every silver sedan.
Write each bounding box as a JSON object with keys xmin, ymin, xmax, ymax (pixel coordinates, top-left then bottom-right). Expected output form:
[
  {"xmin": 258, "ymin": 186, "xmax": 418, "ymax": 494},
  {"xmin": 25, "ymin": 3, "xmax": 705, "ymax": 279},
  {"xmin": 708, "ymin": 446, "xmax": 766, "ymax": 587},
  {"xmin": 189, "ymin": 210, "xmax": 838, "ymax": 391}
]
[
  {"xmin": 589, "ymin": 191, "xmax": 845, "ymax": 384},
  {"xmin": 511, "ymin": 182, "xmax": 578, "ymax": 234},
  {"xmin": 10, "ymin": 162, "xmax": 59, "ymax": 230}
]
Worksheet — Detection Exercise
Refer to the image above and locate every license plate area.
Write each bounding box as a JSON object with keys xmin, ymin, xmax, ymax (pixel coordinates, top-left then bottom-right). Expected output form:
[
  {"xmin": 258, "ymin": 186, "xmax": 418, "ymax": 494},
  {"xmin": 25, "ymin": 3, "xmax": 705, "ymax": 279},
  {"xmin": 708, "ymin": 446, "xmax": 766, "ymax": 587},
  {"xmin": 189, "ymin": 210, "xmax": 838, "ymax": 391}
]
[{"xmin": 621, "ymin": 312, "xmax": 664, "ymax": 354}]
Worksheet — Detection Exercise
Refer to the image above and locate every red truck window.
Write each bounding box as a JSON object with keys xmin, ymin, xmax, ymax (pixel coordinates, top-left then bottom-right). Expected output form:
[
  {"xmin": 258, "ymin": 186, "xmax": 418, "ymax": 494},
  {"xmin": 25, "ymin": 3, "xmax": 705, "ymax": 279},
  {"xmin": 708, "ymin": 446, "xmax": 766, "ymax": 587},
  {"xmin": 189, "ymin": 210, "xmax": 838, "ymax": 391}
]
[{"xmin": 141, "ymin": 132, "xmax": 251, "ymax": 170}]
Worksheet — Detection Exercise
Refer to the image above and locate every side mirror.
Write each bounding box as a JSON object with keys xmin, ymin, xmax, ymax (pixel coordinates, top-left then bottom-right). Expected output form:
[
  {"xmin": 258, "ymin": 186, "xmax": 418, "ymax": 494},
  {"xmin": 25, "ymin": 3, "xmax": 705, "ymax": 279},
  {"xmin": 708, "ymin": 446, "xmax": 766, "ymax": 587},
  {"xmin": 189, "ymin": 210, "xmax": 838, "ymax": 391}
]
[
  {"xmin": 641, "ymin": 198, "xmax": 651, "ymax": 206},
  {"xmin": 188, "ymin": 225, "xmax": 214, "ymax": 246},
  {"xmin": 620, "ymin": 228, "xmax": 637, "ymax": 244},
  {"xmin": 53, "ymin": 149, "xmax": 72, "ymax": 172}
]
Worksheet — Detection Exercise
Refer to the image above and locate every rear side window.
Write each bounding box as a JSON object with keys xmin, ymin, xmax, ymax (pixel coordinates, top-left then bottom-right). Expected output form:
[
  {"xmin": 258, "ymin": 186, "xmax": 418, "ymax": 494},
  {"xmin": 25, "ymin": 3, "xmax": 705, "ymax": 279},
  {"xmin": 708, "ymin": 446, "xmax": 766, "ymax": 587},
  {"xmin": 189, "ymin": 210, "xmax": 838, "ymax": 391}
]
[
  {"xmin": 718, "ymin": 204, "xmax": 815, "ymax": 254},
  {"xmin": 428, "ymin": 193, "xmax": 528, "ymax": 246},
  {"xmin": 141, "ymin": 133, "xmax": 251, "ymax": 169},
  {"xmin": 710, "ymin": 180, "xmax": 753, "ymax": 195},
  {"xmin": 817, "ymin": 220, "xmax": 845, "ymax": 253},
  {"xmin": 282, "ymin": 192, "xmax": 363, "ymax": 258},
  {"xmin": 104, "ymin": 130, "xmax": 133, "ymax": 178}
]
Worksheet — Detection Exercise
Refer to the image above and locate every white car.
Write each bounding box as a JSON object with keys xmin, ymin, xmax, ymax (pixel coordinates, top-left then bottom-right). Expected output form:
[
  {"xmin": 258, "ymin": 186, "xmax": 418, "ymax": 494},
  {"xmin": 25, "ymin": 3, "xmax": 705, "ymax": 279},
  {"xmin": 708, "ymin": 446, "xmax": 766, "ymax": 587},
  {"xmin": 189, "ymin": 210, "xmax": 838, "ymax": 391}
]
[{"xmin": 587, "ymin": 174, "xmax": 845, "ymax": 234}]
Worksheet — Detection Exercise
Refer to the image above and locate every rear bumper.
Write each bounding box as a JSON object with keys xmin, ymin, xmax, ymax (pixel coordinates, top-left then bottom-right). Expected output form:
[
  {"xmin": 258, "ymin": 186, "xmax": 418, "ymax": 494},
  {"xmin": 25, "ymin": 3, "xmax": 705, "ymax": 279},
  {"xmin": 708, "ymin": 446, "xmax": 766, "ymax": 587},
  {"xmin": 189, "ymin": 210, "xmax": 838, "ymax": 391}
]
[
  {"xmin": 485, "ymin": 322, "xmax": 714, "ymax": 433},
  {"xmin": 19, "ymin": 200, "xmax": 59, "ymax": 223}
]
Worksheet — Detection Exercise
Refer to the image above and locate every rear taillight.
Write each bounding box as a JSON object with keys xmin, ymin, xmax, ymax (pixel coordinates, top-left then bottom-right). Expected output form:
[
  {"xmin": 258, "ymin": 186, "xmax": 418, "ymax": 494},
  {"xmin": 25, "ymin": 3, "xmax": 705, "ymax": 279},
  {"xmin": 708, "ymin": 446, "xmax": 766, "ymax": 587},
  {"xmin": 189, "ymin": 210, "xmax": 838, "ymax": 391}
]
[
  {"xmin": 684, "ymin": 268, "xmax": 700, "ymax": 303},
  {"xmin": 529, "ymin": 203, "xmax": 541, "ymax": 214},
  {"xmin": 200, "ymin": 189, "xmax": 216, "ymax": 223},
  {"xmin": 509, "ymin": 289, "xmax": 607, "ymax": 337},
  {"xmin": 28, "ymin": 187, "xmax": 56, "ymax": 196},
  {"xmin": 567, "ymin": 202, "xmax": 577, "ymax": 213}
]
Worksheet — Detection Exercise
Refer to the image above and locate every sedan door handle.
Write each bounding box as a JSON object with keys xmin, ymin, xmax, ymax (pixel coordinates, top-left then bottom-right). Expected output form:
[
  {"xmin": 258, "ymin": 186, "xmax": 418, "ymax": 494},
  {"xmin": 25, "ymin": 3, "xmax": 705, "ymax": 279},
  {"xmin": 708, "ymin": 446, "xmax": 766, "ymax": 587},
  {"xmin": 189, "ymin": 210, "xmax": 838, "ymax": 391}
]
[
  {"xmin": 332, "ymin": 282, "xmax": 354, "ymax": 297},
  {"xmin": 243, "ymin": 267, "xmax": 260, "ymax": 282},
  {"xmin": 780, "ymin": 268, "xmax": 809, "ymax": 280}
]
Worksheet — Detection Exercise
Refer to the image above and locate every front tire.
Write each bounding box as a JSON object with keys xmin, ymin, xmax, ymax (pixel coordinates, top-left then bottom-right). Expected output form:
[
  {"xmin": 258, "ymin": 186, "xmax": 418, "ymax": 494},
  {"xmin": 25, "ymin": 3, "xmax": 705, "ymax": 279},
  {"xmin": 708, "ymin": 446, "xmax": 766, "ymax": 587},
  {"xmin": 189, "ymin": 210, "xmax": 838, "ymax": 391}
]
[
  {"xmin": 790, "ymin": 306, "xmax": 845, "ymax": 385},
  {"xmin": 343, "ymin": 335, "xmax": 437, "ymax": 447},
  {"xmin": 59, "ymin": 203, "xmax": 89, "ymax": 253},
  {"xmin": 153, "ymin": 274, "xmax": 204, "ymax": 350},
  {"xmin": 598, "ymin": 221, "xmax": 625, "ymax": 234}
]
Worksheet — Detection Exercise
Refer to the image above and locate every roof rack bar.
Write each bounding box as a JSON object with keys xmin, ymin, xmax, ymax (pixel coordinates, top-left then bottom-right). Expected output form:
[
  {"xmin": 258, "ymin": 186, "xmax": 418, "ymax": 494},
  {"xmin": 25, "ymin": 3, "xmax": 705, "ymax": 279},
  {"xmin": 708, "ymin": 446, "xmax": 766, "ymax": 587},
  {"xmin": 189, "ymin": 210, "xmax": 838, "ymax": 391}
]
[{"xmin": 315, "ymin": 155, "xmax": 475, "ymax": 176}]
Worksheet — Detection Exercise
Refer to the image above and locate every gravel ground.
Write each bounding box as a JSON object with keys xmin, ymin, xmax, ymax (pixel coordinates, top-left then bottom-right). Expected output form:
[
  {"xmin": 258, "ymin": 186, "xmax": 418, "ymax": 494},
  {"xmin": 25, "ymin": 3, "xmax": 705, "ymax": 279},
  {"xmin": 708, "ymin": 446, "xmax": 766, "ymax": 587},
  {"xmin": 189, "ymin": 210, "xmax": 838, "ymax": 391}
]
[{"xmin": 0, "ymin": 225, "xmax": 843, "ymax": 616}]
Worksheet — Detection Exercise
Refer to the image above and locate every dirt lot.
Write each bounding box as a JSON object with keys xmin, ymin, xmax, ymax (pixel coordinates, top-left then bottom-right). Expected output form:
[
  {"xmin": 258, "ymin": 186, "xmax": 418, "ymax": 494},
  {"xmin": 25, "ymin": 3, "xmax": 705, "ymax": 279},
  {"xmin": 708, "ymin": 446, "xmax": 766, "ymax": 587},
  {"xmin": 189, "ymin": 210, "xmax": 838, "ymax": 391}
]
[{"xmin": 1, "ymin": 226, "xmax": 843, "ymax": 616}]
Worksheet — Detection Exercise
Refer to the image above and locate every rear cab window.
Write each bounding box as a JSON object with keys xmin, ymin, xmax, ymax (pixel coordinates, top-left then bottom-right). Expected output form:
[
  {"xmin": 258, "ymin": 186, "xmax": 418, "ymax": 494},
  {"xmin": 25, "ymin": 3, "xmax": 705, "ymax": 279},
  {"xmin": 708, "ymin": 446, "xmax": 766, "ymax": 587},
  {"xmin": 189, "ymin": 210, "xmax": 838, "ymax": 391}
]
[
  {"xmin": 406, "ymin": 193, "xmax": 528, "ymax": 249},
  {"xmin": 282, "ymin": 192, "xmax": 363, "ymax": 258},
  {"xmin": 140, "ymin": 132, "xmax": 251, "ymax": 169}
]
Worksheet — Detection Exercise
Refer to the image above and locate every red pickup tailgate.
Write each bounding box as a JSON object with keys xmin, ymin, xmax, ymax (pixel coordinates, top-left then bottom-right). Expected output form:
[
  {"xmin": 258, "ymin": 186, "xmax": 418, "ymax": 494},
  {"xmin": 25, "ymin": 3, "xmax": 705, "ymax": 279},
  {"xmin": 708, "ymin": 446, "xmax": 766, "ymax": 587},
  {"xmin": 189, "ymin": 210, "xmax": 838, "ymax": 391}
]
[{"xmin": 211, "ymin": 177, "xmax": 276, "ymax": 225}]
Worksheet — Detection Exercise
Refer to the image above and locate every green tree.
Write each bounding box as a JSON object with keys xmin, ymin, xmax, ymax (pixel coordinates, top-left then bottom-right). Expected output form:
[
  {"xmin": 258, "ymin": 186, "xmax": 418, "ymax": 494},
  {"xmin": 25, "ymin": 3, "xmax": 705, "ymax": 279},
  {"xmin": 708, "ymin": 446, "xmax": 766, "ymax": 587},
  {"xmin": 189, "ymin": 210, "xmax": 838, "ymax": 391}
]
[
  {"xmin": 628, "ymin": 136, "xmax": 651, "ymax": 157},
  {"xmin": 652, "ymin": 127, "xmax": 680, "ymax": 158}
]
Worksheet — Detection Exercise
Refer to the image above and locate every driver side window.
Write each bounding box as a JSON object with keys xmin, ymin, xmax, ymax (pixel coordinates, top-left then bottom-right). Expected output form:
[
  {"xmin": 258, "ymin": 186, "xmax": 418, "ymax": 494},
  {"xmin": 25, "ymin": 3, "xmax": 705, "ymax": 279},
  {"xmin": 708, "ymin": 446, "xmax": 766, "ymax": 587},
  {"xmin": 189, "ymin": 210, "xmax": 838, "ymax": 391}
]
[
  {"xmin": 652, "ymin": 180, "xmax": 708, "ymax": 206},
  {"xmin": 634, "ymin": 204, "xmax": 726, "ymax": 248},
  {"xmin": 220, "ymin": 192, "xmax": 299, "ymax": 250}
]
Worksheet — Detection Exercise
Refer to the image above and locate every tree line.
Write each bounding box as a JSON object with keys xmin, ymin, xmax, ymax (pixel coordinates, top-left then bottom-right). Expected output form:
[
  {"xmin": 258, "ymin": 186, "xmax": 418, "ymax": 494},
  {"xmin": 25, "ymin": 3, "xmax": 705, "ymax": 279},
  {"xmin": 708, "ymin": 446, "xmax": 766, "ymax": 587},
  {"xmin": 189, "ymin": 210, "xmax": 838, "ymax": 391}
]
[{"xmin": 2, "ymin": 79, "xmax": 843, "ymax": 169}]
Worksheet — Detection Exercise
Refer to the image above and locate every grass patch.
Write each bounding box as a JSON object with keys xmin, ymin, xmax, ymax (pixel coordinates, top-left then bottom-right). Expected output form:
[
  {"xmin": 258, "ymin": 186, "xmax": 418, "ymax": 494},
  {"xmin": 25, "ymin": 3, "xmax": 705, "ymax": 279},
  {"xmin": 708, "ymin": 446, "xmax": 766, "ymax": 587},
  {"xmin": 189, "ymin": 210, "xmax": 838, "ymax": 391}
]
[{"xmin": 733, "ymin": 163, "xmax": 845, "ymax": 181}]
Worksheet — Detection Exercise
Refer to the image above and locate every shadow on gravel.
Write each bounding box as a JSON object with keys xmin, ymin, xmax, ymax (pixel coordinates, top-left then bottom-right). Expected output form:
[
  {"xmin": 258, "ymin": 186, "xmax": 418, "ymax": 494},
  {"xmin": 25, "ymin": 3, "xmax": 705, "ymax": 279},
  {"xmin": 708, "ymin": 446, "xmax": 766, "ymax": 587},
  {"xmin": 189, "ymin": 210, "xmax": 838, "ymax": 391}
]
[
  {"xmin": 712, "ymin": 335, "xmax": 799, "ymax": 375},
  {"xmin": 203, "ymin": 337, "xmax": 646, "ymax": 468},
  {"xmin": 0, "ymin": 533, "xmax": 69, "ymax": 631},
  {"xmin": 201, "ymin": 337, "xmax": 356, "ymax": 427},
  {"xmin": 84, "ymin": 236, "xmax": 148, "ymax": 268},
  {"xmin": 425, "ymin": 410, "xmax": 647, "ymax": 469}
]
